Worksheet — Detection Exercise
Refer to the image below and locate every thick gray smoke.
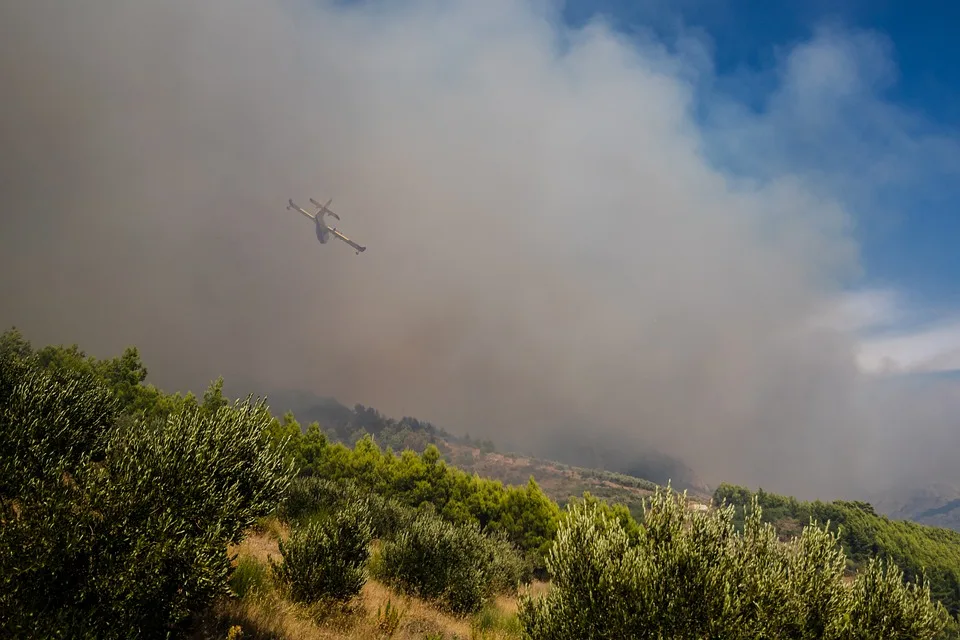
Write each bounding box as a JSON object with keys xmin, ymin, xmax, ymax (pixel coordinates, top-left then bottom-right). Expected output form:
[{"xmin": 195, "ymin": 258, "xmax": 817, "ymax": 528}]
[{"xmin": 2, "ymin": 0, "xmax": 957, "ymax": 500}]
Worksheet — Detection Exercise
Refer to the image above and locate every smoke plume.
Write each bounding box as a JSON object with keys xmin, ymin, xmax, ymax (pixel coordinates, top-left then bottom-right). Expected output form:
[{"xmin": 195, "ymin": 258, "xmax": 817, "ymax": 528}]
[{"xmin": 2, "ymin": 0, "xmax": 958, "ymax": 499}]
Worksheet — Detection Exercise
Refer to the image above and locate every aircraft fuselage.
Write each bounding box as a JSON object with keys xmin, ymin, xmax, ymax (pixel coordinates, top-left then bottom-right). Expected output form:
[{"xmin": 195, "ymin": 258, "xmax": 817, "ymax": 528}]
[{"xmin": 315, "ymin": 218, "xmax": 330, "ymax": 243}]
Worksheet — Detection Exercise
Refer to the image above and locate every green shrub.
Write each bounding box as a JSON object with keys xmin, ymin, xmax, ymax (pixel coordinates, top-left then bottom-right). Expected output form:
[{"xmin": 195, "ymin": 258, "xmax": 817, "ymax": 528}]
[
  {"xmin": 271, "ymin": 499, "xmax": 373, "ymax": 604},
  {"xmin": 484, "ymin": 529, "xmax": 530, "ymax": 595},
  {"xmin": 517, "ymin": 486, "xmax": 952, "ymax": 640},
  {"xmin": 375, "ymin": 514, "xmax": 486, "ymax": 614},
  {"xmin": 471, "ymin": 601, "xmax": 522, "ymax": 636},
  {"xmin": 366, "ymin": 491, "xmax": 417, "ymax": 541},
  {"xmin": 229, "ymin": 556, "xmax": 272, "ymax": 599},
  {"xmin": 374, "ymin": 511, "xmax": 524, "ymax": 614},
  {"xmin": 848, "ymin": 558, "xmax": 953, "ymax": 639},
  {"xmin": 375, "ymin": 598, "xmax": 405, "ymax": 636},
  {"xmin": 280, "ymin": 476, "xmax": 352, "ymax": 522},
  {"xmin": 714, "ymin": 482, "xmax": 960, "ymax": 618},
  {"xmin": 281, "ymin": 476, "xmax": 414, "ymax": 541},
  {"xmin": 273, "ymin": 431, "xmax": 561, "ymax": 572},
  {"xmin": 0, "ymin": 353, "xmax": 118, "ymax": 498},
  {"xmin": 0, "ymin": 349, "xmax": 294, "ymax": 639}
]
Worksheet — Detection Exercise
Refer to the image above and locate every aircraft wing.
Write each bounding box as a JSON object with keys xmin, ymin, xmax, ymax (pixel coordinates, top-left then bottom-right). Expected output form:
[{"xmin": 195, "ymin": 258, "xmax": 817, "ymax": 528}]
[
  {"xmin": 288, "ymin": 199, "xmax": 316, "ymax": 220},
  {"xmin": 330, "ymin": 228, "xmax": 366, "ymax": 253}
]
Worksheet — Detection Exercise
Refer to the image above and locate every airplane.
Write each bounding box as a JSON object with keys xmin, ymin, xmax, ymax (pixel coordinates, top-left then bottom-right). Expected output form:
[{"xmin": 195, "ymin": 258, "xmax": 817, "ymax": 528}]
[{"xmin": 286, "ymin": 196, "xmax": 367, "ymax": 255}]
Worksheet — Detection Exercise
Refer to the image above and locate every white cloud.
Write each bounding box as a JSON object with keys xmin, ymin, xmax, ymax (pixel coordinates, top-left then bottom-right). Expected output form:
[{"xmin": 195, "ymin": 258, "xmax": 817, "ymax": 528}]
[
  {"xmin": 857, "ymin": 320, "xmax": 960, "ymax": 375},
  {"xmin": 810, "ymin": 288, "xmax": 903, "ymax": 334},
  {"xmin": 816, "ymin": 288, "xmax": 960, "ymax": 375}
]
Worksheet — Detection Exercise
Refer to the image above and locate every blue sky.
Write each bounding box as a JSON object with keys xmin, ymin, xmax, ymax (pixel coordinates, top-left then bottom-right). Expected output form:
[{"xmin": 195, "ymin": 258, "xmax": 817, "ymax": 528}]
[
  {"xmin": 559, "ymin": 0, "xmax": 960, "ymax": 376},
  {"xmin": 562, "ymin": 1, "xmax": 960, "ymax": 123}
]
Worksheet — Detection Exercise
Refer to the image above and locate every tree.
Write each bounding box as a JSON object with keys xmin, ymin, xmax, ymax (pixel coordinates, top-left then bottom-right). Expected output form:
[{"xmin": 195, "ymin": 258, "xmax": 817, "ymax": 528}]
[
  {"xmin": 518, "ymin": 486, "xmax": 951, "ymax": 640},
  {"xmin": 0, "ymin": 326, "xmax": 32, "ymax": 361},
  {"xmin": 0, "ymin": 348, "xmax": 294, "ymax": 638},
  {"xmin": 201, "ymin": 375, "xmax": 230, "ymax": 415},
  {"xmin": 272, "ymin": 499, "xmax": 373, "ymax": 604}
]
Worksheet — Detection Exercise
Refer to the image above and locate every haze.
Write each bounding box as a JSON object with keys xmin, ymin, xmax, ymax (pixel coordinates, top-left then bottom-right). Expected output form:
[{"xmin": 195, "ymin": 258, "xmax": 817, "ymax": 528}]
[{"xmin": 2, "ymin": 0, "xmax": 957, "ymax": 500}]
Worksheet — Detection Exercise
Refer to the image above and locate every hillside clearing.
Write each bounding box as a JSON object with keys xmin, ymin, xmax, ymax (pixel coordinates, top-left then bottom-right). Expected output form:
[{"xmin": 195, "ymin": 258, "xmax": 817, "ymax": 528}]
[{"xmin": 191, "ymin": 527, "xmax": 546, "ymax": 640}]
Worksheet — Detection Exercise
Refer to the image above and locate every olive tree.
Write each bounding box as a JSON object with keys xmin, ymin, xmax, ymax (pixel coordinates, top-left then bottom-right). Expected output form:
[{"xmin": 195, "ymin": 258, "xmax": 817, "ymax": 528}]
[
  {"xmin": 0, "ymin": 349, "xmax": 294, "ymax": 639},
  {"xmin": 518, "ymin": 486, "xmax": 950, "ymax": 640},
  {"xmin": 272, "ymin": 498, "xmax": 374, "ymax": 604}
]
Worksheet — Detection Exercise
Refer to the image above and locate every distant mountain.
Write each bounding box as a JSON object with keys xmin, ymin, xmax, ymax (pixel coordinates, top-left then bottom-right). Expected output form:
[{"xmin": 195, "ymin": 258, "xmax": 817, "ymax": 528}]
[{"xmin": 870, "ymin": 483, "xmax": 960, "ymax": 533}]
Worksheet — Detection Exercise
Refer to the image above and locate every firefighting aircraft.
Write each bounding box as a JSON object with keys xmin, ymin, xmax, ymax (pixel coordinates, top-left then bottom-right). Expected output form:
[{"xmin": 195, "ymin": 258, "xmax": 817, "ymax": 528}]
[{"xmin": 286, "ymin": 196, "xmax": 367, "ymax": 255}]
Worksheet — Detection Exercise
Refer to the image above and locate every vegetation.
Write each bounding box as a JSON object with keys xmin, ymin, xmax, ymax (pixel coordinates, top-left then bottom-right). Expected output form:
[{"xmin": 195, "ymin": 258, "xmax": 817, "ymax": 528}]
[
  {"xmin": 519, "ymin": 488, "xmax": 951, "ymax": 639},
  {"xmin": 267, "ymin": 395, "xmax": 458, "ymax": 458},
  {"xmin": 228, "ymin": 555, "xmax": 272, "ymax": 600},
  {"xmin": 271, "ymin": 499, "xmax": 373, "ymax": 605},
  {"xmin": 374, "ymin": 511, "xmax": 525, "ymax": 614},
  {"xmin": 268, "ymin": 415, "xmax": 562, "ymax": 574},
  {"xmin": 4, "ymin": 326, "xmax": 960, "ymax": 639},
  {"xmin": 278, "ymin": 474, "xmax": 528, "ymax": 615},
  {"xmin": 715, "ymin": 483, "xmax": 960, "ymax": 619},
  {"xmin": 0, "ymin": 328, "xmax": 294, "ymax": 638},
  {"xmin": 280, "ymin": 476, "xmax": 415, "ymax": 541}
]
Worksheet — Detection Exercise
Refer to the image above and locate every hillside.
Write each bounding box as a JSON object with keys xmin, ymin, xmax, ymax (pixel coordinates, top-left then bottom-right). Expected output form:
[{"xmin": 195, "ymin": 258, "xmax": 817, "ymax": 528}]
[
  {"xmin": 265, "ymin": 390, "xmax": 707, "ymax": 491},
  {"xmin": 266, "ymin": 384, "xmax": 960, "ymax": 619},
  {"xmin": 440, "ymin": 441, "xmax": 715, "ymax": 522},
  {"xmin": 5, "ymin": 327, "xmax": 960, "ymax": 639},
  {"xmin": 263, "ymin": 392, "xmax": 713, "ymax": 521}
]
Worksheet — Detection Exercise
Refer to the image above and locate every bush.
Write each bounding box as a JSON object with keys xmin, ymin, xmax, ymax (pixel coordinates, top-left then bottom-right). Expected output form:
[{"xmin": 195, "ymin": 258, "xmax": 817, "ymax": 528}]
[
  {"xmin": 271, "ymin": 499, "xmax": 373, "ymax": 604},
  {"xmin": 0, "ymin": 353, "xmax": 118, "ymax": 498},
  {"xmin": 271, "ymin": 431, "xmax": 561, "ymax": 572},
  {"xmin": 484, "ymin": 529, "xmax": 531, "ymax": 595},
  {"xmin": 713, "ymin": 482, "xmax": 960, "ymax": 619},
  {"xmin": 848, "ymin": 558, "xmax": 954, "ymax": 639},
  {"xmin": 280, "ymin": 476, "xmax": 354, "ymax": 522},
  {"xmin": 0, "ymin": 349, "xmax": 294, "ymax": 639},
  {"xmin": 518, "ymin": 485, "xmax": 952, "ymax": 640},
  {"xmin": 472, "ymin": 601, "xmax": 522, "ymax": 636},
  {"xmin": 280, "ymin": 476, "xmax": 413, "ymax": 541},
  {"xmin": 229, "ymin": 556, "xmax": 272, "ymax": 599},
  {"xmin": 366, "ymin": 492, "xmax": 418, "ymax": 541},
  {"xmin": 374, "ymin": 511, "xmax": 525, "ymax": 614}
]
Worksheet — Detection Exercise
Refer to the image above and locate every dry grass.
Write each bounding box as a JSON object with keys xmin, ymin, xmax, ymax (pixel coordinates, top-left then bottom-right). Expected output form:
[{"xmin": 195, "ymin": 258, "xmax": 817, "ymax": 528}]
[
  {"xmin": 495, "ymin": 581, "xmax": 550, "ymax": 618},
  {"xmin": 191, "ymin": 525, "xmax": 545, "ymax": 640},
  {"xmin": 229, "ymin": 525, "xmax": 284, "ymax": 566}
]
